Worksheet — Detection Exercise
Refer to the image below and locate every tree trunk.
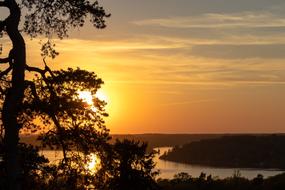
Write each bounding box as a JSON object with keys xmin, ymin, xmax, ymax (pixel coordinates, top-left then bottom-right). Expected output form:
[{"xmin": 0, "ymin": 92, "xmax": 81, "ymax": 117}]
[{"xmin": 2, "ymin": 0, "xmax": 26, "ymax": 189}]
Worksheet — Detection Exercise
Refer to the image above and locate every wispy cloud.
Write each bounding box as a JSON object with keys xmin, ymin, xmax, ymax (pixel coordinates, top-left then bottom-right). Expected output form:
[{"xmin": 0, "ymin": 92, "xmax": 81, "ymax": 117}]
[
  {"xmin": 191, "ymin": 44, "xmax": 285, "ymax": 59},
  {"xmin": 14, "ymin": 34, "xmax": 285, "ymax": 89},
  {"xmin": 133, "ymin": 12, "xmax": 285, "ymax": 29},
  {"xmin": 106, "ymin": 80, "xmax": 285, "ymax": 86},
  {"xmin": 161, "ymin": 99, "xmax": 217, "ymax": 106},
  {"xmin": 140, "ymin": 34, "xmax": 285, "ymax": 46},
  {"xmin": 55, "ymin": 38, "xmax": 184, "ymax": 52}
]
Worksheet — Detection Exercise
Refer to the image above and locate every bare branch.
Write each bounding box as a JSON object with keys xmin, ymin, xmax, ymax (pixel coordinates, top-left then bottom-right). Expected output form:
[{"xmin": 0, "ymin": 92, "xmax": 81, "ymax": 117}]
[
  {"xmin": 26, "ymin": 61, "xmax": 55, "ymax": 78},
  {"xmin": 0, "ymin": 66, "xmax": 11, "ymax": 79},
  {"xmin": 43, "ymin": 59, "xmax": 55, "ymax": 77},
  {"xmin": 50, "ymin": 113, "xmax": 68, "ymax": 163},
  {"xmin": 0, "ymin": 49, "xmax": 16, "ymax": 65},
  {"xmin": 26, "ymin": 65, "xmax": 46, "ymax": 75},
  {"xmin": 26, "ymin": 64, "xmax": 69, "ymax": 163},
  {"xmin": 0, "ymin": 57, "xmax": 10, "ymax": 64}
]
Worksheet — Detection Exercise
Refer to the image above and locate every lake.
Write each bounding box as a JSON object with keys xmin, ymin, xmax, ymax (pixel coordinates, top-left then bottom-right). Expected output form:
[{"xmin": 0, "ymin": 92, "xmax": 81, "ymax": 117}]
[
  {"xmin": 1, "ymin": 147, "xmax": 283, "ymax": 179},
  {"xmin": 40, "ymin": 147, "xmax": 284, "ymax": 179}
]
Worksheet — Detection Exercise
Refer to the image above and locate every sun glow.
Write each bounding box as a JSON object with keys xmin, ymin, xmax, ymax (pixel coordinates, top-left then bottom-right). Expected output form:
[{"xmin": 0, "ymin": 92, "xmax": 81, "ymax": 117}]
[
  {"xmin": 78, "ymin": 90, "xmax": 108, "ymax": 105},
  {"xmin": 78, "ymin": 90, "xmax": 109, "ymax": 112},
  {"xmin": 95, "ymin": 90, "xmax": 108, "ymax": 103},
  {"xmin": 78, "ymin": 91, "xmax": 94, "ymax": 105}
]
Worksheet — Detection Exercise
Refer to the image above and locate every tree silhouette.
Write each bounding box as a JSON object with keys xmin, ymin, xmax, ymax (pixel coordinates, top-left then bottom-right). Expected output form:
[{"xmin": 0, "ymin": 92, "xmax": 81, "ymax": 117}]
[
  {"xmin": 25, "ymin": 67, "xmax": 109, "ymax": 190},
  {"xmin": 0, "ymin": 67, "xmax": 111, "ymax": 189},
  {"xmin": 102, "ymin": 139, "xmax": 159, "ymax": 190},
  {"xmin": 0, "ymin": 0, "xmax": 109, "ymax": 189}
]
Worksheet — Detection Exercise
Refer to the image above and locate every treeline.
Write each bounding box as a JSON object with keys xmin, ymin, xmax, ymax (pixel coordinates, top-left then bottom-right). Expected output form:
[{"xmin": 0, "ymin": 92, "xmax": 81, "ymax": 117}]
[
  {"xmin": 20, "ymin": 133, "xmax": 223, "ymax": 151},
  {"xmin": 160, "ymin": 135, "xmax": 285, "ymax": 169},
  {"xmin": 111, "ymin": 134, "xmax": 223, "ymax": 150},
  {"xmin": 158, "ymin": 172, "xmax": 285, "ymax": 190}
]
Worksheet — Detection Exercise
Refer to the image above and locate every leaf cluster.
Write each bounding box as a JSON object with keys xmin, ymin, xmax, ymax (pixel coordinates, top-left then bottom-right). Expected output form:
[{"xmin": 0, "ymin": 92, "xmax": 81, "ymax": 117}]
[{"xmin": 22, "ymin": 0, "xmax": 110, "ymax": 39}]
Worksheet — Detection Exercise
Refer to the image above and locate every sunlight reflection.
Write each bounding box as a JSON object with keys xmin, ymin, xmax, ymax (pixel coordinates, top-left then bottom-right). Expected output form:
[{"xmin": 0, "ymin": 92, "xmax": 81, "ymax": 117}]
[
  {"xmin": 87, "ymin": 153, "xmax": 101, "ymax": 173},
  {"xmin": 41, "ymin": 150, "xmax": 101, "ymax": 174}
]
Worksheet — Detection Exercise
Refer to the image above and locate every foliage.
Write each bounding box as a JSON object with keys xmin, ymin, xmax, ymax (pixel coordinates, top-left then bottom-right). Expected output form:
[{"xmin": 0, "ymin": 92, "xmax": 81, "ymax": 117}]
[
  {"xmin": 0, "ymin": 66, "xmax": 161, "ymax": 189},
  {"xmin": 22, "ymin": 0, "xmax": 110, "ymax": 38},
  {"xmin": 24, "ymin": 67, "xmax": 110, "ymax": 188},
  {"xmin": 99, "ymin": 139, "xmax": 159, "ymax": 190},
  {"xmin": 21, "ymin": 0, "xmax": 110, "ymax": 58},
  {"xmin": 158, "ymin": 172, "xmax": 285, "ymax": 190},
  {"xmin": 0, "ymin": 142, "xmax": 49, "ymax": 189},
  {"xmin": 0, "ymin": 66, "xmax": 110, "ymax": 187}
]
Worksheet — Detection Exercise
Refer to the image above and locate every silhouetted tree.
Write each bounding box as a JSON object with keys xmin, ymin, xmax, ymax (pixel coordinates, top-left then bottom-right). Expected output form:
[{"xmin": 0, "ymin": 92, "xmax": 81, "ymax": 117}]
[
  {"xmin": 100, "ymin": 139, "xmax": 159, "ymax": 190},
  {"xmin": 0, "ymin": 0, "xmax": 109, "ymax": 189},
  {"xmin": 0, "ymin": 143, "xmax": 49, "ymax": 190},
  {"xmin": 0, "ymin": 67, "xmax": 110, "ymax": 189},
  {"xmin": 173, "ymin": 172, "xmax": 192, "ymax": 183},
  {"xmin": 158, "ymin": 172, "xmax": 285, "ymax": 190}
]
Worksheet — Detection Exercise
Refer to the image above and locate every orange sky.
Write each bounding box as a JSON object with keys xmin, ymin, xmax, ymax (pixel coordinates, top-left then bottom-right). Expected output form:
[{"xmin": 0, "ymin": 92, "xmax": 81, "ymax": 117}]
[{"xmin": 1, "ymin": 0, "xmax": 285, "ymax": 134}]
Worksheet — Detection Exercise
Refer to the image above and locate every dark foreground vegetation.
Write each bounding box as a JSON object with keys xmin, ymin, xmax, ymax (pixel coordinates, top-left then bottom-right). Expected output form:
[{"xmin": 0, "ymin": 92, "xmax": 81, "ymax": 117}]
[
  {"xmin": 158, "ymin": 172, "xmax": 285, "ymax": 190},
  {"xmin": 160, "ymin": 135, "xmax": 285, "ymax": 169},
  {"xmin": 0, "ymin": 138, "xmax": 159, "ymax": 190}
]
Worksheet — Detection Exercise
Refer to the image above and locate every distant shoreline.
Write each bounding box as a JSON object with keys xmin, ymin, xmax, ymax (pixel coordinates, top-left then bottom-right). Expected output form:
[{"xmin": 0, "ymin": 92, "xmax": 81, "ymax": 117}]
[
  {"xmin": 159, "ymin": 157, "xmax": 285, "ymax": 171},
  {"xmin": 160, "ymin": 135, "xmax": 285, "ymax": 170},
  {"xmin": 20, "ymin": 133, "xmax": 285, "ymax": 150}
]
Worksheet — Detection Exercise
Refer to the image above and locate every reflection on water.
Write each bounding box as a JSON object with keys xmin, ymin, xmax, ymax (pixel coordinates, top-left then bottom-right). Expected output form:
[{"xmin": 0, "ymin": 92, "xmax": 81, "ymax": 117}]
[
  {"xmin": 40, "ymin": 150, "xmax": 100, "ymax": 173},
  {"xmin": 0, "ymin": 147, "xmax": 283, "ymax": 179},
  {"xmin": 154, "ymin": 147, "xmax": 284, "ymax": 179},
  {"xmin": 36, "ymin": 148, "xmax": 285, "ymax": 179},
  {"xmin": 87, "ymin": 153, "xmax": 100, "ymax": 173},
  {"xmin": 41, "ymin": 150, "xmax": 64, "ymax": 164}
]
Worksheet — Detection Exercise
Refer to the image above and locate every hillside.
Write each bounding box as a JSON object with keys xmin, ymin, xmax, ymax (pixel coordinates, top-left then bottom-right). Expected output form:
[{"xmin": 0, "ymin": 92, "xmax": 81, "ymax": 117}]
[
  {"xmin": 160, "ymin": 135, "xmax": 285, "ymax": 169},
  {"xmin": 20, "ymin": 134, "xmax": 223, "ymax": 150},
  {"xmin": 111, "ymin": 134, "xmax": 222, "ymax": 150}
]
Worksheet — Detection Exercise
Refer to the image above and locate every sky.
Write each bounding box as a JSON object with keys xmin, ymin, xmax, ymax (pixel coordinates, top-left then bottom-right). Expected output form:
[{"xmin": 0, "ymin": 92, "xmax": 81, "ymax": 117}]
[{"xmin": 1, "ymin": 0, "xmax": 285, "ymax": 134}]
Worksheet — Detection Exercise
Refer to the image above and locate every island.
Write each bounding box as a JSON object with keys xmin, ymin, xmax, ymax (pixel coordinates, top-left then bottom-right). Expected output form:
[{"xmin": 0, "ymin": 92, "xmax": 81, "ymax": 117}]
[{"xmin": 160, "ymin": 135, "xmax": 285, "ymax": 169}]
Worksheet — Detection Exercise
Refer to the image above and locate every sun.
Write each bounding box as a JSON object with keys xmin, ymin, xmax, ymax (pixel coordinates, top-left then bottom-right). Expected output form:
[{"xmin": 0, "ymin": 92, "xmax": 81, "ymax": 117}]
[
  {"xmin": 95, "ymin": 89, "xmax": 108, "ymax": 103},
  {"xmin": 78, "ymin": 90, "xmax": 109, "ymax": 112},
  {"xmin": 78, "ymin": 90, "xmax": 108, "ymax": 105},
  {"xmin": 78, "ymin": 91, "xmax": 93, "ymax": 105}
]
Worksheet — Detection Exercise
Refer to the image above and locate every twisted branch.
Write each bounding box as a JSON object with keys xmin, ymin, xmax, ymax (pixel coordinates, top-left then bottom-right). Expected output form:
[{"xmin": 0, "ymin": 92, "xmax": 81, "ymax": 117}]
[
  {"xmin": 26, "ymin": 59, "xmax": 54, "ymax": 77},
  {"xmin": 0, "ymin": 66, "xmax": 11, "ymax": 79},
  {"xmin": 26, "ymin": 63, "xmax": 69, "ymax": 164},
  {"xmin": 0, "ymin": 57, "xmax": 9, "ymax": 64}
]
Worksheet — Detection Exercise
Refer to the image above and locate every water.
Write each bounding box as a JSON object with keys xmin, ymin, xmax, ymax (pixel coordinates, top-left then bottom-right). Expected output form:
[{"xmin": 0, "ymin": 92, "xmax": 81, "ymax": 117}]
[{"xmin": 1, "ymin": 148, "xmax": 284, "ymax": 179}]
